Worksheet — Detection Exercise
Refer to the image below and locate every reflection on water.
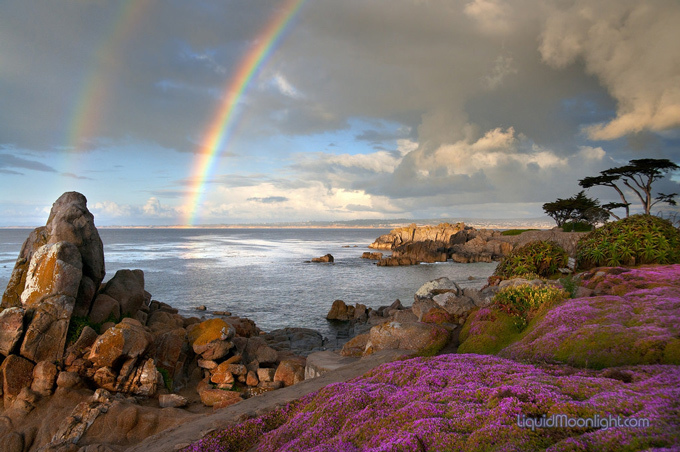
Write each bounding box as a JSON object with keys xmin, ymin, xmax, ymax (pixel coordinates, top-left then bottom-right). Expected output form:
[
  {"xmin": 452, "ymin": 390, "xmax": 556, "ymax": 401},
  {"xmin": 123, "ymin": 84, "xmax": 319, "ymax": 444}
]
[{"xmin": 0, "ymin": 228, "xmax": 498, "ymax": 338}]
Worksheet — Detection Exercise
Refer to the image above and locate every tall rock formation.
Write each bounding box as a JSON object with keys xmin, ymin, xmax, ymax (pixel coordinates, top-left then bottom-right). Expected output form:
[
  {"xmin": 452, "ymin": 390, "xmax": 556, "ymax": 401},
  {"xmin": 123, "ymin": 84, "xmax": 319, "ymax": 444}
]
[{"xmin": 1, "ymin": 192, "xmax": 104, "ymax": 363}]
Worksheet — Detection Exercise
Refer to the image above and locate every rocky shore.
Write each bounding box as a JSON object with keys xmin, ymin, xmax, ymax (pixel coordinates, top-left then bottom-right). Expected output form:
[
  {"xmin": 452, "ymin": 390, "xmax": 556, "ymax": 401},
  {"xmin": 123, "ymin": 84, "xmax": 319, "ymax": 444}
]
[
  {"xmin": 368, "ymin": 222, "xmax": 585, "ymax": 265},
  {"xmin": 0, "ymin": 193, "xmax": 339, "ymax": 451}
]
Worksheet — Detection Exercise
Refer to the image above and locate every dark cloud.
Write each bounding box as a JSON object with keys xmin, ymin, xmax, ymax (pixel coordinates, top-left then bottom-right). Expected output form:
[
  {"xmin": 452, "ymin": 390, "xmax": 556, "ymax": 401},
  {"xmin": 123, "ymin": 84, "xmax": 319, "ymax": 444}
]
[
  {"xmin": 0, "ymin": 153, "xmax": 57, "ymax": 173},
  {"xmin": 247, "ymin": 196, "xmax": 289, "ymax": 204},
  {"xmin": 62, "ymin": 173, "xmax": 93, "ymax": 180}
]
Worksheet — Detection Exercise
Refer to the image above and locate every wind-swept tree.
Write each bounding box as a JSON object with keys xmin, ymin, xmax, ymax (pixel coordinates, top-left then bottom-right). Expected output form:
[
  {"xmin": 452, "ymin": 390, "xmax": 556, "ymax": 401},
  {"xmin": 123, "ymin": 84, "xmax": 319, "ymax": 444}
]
[
  {"xmin": 543, "ymin": 191, "xmax": 608, "ymax": 227},
  {"xmin": 579, "ymin": 158, "xmax": 679, "ymax": 216}
]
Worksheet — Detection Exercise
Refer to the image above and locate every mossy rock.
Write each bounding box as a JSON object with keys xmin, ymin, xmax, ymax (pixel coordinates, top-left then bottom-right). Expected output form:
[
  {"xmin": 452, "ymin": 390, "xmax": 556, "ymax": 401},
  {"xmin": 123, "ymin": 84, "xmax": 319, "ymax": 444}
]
[
  {"xmin": 188, "ymin": 318, "xmax": 235, "ymax": 346},
  {"xmin": 458, "ymin": 308, "xmax": 522, "ymax": 355},
  {"xmin": 500, "ymin": 265, "xmax": 680, "ymax": 368}
]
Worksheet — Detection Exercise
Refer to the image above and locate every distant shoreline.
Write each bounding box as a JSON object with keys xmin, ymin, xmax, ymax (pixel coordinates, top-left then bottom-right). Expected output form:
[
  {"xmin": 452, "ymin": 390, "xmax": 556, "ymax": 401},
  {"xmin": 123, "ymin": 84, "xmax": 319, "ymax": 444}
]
[{"xmin": 0, "ymin": 219, "xmax": 554, "ymax": 230}]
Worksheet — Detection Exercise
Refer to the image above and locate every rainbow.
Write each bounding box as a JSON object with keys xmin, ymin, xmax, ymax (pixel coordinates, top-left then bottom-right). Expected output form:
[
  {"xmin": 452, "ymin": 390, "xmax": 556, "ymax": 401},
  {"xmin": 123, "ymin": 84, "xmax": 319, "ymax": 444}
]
[
  {"xmin": 65, "ymin": 1, "xmax": 148, "ymax": 154},
  {"xmin": 184, "ymin": 0, "xmax": 307, "ymax": 225}
]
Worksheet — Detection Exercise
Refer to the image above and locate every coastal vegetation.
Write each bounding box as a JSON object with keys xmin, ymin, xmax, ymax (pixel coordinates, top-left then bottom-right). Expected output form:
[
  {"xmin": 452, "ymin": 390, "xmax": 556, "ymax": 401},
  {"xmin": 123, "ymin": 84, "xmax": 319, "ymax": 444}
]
[
  {"xmin": 576, "ymin": 214, "xmax": 680, "ymax": 269},
  {"xmin": 500, "ymin": 228, "xmax": 538, "ymax": 236},
  {"xmin": 579, "ymin": 158, "xmax": 678, "ymax": 218},
  {"xmin": 492, "ymin": 241, "xmax": 568, "ymax": 280}
]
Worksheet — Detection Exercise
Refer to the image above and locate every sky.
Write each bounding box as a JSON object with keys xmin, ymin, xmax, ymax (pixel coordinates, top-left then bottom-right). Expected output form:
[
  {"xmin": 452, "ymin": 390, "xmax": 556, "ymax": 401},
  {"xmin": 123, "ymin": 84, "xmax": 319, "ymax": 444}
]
[{"xmin": 1, "ymin": 0, "xmax": 679, "ymax": 227}]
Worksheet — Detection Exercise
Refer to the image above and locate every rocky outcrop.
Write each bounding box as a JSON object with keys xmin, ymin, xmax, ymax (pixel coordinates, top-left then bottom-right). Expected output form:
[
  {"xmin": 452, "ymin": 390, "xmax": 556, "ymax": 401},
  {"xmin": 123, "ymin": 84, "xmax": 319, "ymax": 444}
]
[
  {"xmin": 369, "ymin": 223, "xmax": 586, "ymax": 266},
  {"xmin": 369, "ymin": 222, "xmax": 467, "ymax": 250},
  {"xmin": 311, "ymin": 254, "xmax": 334, "ymax": 263},
  {"xmin": 364, "ymin": 321, "xmax": 450, "ymax": 355},
  {"xmin": 361, "ymin": 252, "xmax": 383, "ymax": 260},
  {"xmin": 0, "ymin": 191, "xmax": 319, "ymax": 452}
]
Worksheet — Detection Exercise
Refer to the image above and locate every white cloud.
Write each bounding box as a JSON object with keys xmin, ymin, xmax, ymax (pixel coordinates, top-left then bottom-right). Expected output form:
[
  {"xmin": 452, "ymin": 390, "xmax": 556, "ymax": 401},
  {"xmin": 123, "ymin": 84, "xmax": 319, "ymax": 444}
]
[
  {"xmin": 464, "ymin": 0, "xmax": 513, "ymax": 35},
  {"xmin": 271, "ymin": 72, "xmax": 302, "ymax": 98},
  {"xmin": 539, "ymin": 0, "xmax": 680, "ymax": 139}
]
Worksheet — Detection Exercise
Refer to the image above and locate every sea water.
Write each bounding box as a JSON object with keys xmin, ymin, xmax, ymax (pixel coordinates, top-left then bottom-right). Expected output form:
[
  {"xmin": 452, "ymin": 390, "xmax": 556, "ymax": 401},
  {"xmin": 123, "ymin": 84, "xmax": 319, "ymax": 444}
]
[{"xmin": 0, "ymin": 228, "xmax": 497, "ymax": 338}]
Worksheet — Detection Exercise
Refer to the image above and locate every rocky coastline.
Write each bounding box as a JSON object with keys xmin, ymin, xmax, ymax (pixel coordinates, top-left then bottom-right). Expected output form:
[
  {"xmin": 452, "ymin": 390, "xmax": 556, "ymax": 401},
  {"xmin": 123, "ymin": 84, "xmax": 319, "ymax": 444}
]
[
  {"xmin": 3, "ymin": 192, "xmax": 675, "ymax": 451},
  {"xmin": 368, "ymin": 222, "xmax": 585, "ymax": 265},
  {"xmin": 0, "ymin": 193, "xmax": 340, "ymax": 451}
]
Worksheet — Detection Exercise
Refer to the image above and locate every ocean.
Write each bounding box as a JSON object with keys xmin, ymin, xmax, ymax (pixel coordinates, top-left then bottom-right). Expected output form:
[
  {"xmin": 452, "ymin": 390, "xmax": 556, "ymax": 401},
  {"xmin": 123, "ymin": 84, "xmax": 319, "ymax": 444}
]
[{"xmin": 0, "ymin": 228, "xmax": 497, "ymax": 339}]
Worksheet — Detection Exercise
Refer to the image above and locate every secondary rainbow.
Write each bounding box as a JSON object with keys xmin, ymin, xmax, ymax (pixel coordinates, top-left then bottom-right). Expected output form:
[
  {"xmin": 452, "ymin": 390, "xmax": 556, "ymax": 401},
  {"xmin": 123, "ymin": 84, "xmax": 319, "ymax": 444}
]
[
  {"xmin": 64, "ymin": 1, "xmax": 148, "ymax": 158},
  {"xmin": 185, "ymin": 0, "xmax": 307, "ymax": 225}
]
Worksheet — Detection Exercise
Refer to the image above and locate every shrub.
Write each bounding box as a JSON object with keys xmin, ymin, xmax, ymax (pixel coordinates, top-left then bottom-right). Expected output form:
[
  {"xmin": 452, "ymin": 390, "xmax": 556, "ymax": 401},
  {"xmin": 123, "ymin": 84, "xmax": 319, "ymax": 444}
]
[
  {"xmin": 500, "ymin": 229, "xmax": 538, "ymax": 236},
  {"xmin": 493, "ymin": 284, "xmax": 567, "ymax": 330},
  {"xmin": 562, "ymin": 221, "xmax": 592, "ymax": 232},
  {"xmin": 66, "ymin": 316, "xmax": 90, "ymax": 345},
  {"xmin": 576, "ymin": 214, "xmax": 680, "ymax": 269},
  {"xmin": 493, "ymin": 241, "xmax": 568, "ymax": 279},
  {"xmin": 559, "ymin": 275, "xmax": 579, "ymax": 298}
]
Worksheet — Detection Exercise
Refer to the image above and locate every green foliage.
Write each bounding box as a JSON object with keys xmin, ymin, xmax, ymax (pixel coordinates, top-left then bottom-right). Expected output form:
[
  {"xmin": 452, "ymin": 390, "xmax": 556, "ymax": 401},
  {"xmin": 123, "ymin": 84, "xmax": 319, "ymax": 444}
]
[
  {"xmin": 66, "ymin": 316, "xmax": 90, "ymax": 345},
  {"xmin": 158, "ymin": 368, "xmax": 173, "ymax": 391},
  {"xmin": 501, "ymin": 229, "xmax": 538, "ymax": 236},
  {"xmin": 543, "ymin": 191, "xmax": 608, "ymax": 227},
  {"xmin": 66, "ymin": 312, "xmax": 122, "ymax": 346},
  {"xmin": 561, "ymin": 221, "xmax": 592, "ymax": 232},
  {"xmin": 458, "ymin": 309, "xmax": 522, "ymax": 355},
  {"xmin": 493, "ymin": 241, "xmax": 569, "ymax": 279},
  {"xmin": 559, "ymin": 275, "xmax": 579, "ymax": 298},
  {"xmin": 576, "ymin": 214, "xmax": 680, "ymax": 269},
  {"xmin": 493, "ymin": 284, "xmax": 567, "ymax": 331}
]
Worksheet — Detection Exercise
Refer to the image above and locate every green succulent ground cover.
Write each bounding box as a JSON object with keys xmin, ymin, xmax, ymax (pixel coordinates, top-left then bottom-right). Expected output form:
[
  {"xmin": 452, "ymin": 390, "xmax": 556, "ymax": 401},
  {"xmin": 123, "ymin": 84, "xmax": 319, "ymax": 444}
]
[
  {"xmin": 577, "ymin": 214, "xmax": 680, "ymax": 269},
  {"xmin": 493, "ymin": 241, "xmax": 568, "ymax": 280}
]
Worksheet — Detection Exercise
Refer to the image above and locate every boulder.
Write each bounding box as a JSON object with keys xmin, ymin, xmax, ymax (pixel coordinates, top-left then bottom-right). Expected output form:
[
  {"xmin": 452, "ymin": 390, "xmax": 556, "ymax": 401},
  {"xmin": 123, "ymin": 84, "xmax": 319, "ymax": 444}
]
[
  {"xmin": 100, "ymin": 269, "xmax": 146, "ymax": 318},
  {"xmin": 305, "ymin": 351, "xmax": 358, "ymax": 379},
  {"xmin": 392, "ymin": 240, "xmax": 448, "ymax": 263},
  {"xmin": 414, "ymin": 277, "xmax": 461, "ymax": 302},
  {"xmin": 364, "ymin": 321, "xmax": 449, "ymax": 355},
  {"xmin": 88, "ymin": 318, "xmax": 153, "ymax": 368},
  {"xmin": 188, "ymin": 318, "xmax": 235, "ymax": 360},
  {"xmin": 340, "ymin": 334, "xmax": 370, "ymax": 357},
  {"xmin": 31, "ymin": 361, "xmax": 58, "ymax": 396},
  {"xmin": 376, "ymin": 256, "xmax": 420, "ymax": 266},
  {"xmin": 117, "ymin": 358, "xmax": 159, "ymax": 396},
  {"xmin": 412, "ymin": 299, "xmax": 438, "ymax": 321},
  {"xmin": 265, "ymin": 328, "xmax": 325, "ymax": 356},
  {"xmin": 56, "ymin": 371, "xmax": 82, "ymax": 389},
  {"xmin": 432, "ymin": 292, "xmax": 477, "ymax": 320},
  {"xmin": 241, "ymin": 337, "xmax": 279, "ymax": 366},
  {"xmin": 20, "ymin": 241, "xmax": 82, "ymax": 307},
  {"xmin": 0, "ymin": 307, "xmax": 24, "ymax": 356},
  {"xmin": 311, "ymin": 254, "xmax": 334, "ymax": 263},
  {"xmin": 1, "ymin": 227, "xmax": 49, "ymax": 309},
  {"xmin": 274, "ymin": 358, "xmax": 306, "ymax": 387},
  {"xmin": 153, "ymin": 328, "xmax": 188, "ymax": 383},
  {"xmin": 88, "ymin": 294, "xmax": 121, "ymax": 325},
  {"xmin": 326, "ymin": 300, "xmax": 354, "ymax": 321},
  {"xmin": 1, "ymin": 354, "xmax": 35, "ymax": 409},
  {"xmin": 20, "ymin": 294, "xmax": 76, "ymax": 362},
  {"xmin": 44, "ymin": 191, "xmax": 105, "ymax": 285},
  {"xmin": 223, "ymin": 316, "xmax": 259, "ymax": 338},
  {"xmin": 257, "ymin": 367, "xmax": 276, "ymax": 383},
  {"xmin": 147, "ymin": 310, "xmax": 184, "ymax": 334},
  {"xmin": 197, "ymin": 378, "xmax": 242, "ymax": 407},
  {"xmin": 361, "ymin": 252, "xmax": 383, "ymax": 260},
  {"xmin": 73, "ymin": 275, "xmax": 97, "ymax": 318},
  {"xmin": 246, "ymin": 370, "xmax": 259, "ymax": 387},
  {"xmin": 159, "ymin": 394, "xmax": 188, "ymax": 408},
  {"xmin": 210, "ymin": 363, "xmax": 236, "ymax": 386},
  {"xmin": 2, "ymin": 192, "xmax": 104, "ymax": 312}
]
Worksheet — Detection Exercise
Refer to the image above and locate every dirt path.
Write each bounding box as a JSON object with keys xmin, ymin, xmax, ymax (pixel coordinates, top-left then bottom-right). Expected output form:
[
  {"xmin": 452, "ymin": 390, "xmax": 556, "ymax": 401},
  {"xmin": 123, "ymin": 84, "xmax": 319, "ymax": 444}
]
[{"xmin": 128, "ymin": 349, "xmax": 413, "ymax": 452}]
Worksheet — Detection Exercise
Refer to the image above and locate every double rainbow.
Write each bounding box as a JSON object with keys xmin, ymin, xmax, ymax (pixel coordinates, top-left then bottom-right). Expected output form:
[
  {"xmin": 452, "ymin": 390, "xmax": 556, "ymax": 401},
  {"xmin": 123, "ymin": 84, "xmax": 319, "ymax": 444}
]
[{"xmin": 184, "ymin": 0, "xmax": 307, "ymax": 225}]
